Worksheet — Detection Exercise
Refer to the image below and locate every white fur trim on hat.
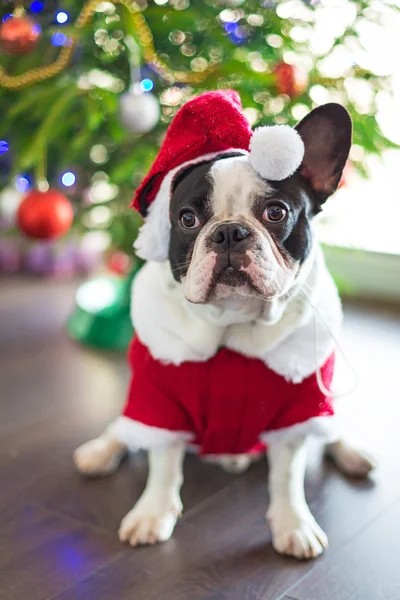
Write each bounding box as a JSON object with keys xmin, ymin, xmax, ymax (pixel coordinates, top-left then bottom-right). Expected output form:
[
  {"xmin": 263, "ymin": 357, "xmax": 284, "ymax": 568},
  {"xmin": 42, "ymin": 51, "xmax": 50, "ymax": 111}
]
[
  {"xmin": 249, "ymin": 125, "xmax": 304, "ymax": 181},
  {"xmin": 134, "ymin": 149, "xmax": 248, "ymax": 262}
]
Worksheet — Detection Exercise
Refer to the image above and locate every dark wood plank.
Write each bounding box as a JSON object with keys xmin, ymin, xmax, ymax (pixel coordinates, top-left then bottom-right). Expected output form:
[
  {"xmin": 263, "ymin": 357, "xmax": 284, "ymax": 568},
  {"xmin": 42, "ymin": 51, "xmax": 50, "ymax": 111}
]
[
  {"xmin": 49, "ymin": 454, "xmax": 400, "ymax": 600},
  {"xmin": 1, "ymin": 280, "xmax": 400, "ymax": 600},
  {"xmin": 285, "ymin": 500, "xmax": 400, "ymax": 600},
  {"xmin": 0, "ymin": 503, "xmax": 125, "ymax": 600},
  {"xmin": 0, "ymin": 278, "xmax": 239, "ymax": 533}
]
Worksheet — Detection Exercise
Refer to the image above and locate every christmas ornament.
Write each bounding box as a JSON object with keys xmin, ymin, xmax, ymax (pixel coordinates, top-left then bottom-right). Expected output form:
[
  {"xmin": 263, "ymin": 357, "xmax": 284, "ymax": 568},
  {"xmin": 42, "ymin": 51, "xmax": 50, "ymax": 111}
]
[
  {"xmin": 22, "ymin": 239, "xmax": 100, "ymax": 277},
  {"xmin": 0, "ymin": 238, "xmax": 21, "ymax": 274},
  {"xmin": 73, "ymin": 246, "xmax": 100, "ymax": 275},
  {"xmin": 0, "ymin": 15, "xmax": 41, "ymax": 55},
  {"xmin": 67, "ymin": 265, "xmax": 143, "ymax": 350},
  {"xmin": 274, "ymin": 62, "xmax": 308, "ymax": 98},
  {"xmin": 17, "ymin": 189, "xmax": 74, "ymax": 240},
  {"xmin": 23, "ymin": 242, "xmax": 54, "ymax": 275},
  {"xmin": 107, "ymin": 251, "xmax": 132, "ymax": 275},
  {"xmin": 0, "ymin": 0, "xmax": 217, "ymax": 91},
  {"xmin": 119, "ymin": 91, "xmax": 160, "ymax": 134},
  {"xmin": 51, "ymin": 245, "xmax": 77, "ymax": 278}
]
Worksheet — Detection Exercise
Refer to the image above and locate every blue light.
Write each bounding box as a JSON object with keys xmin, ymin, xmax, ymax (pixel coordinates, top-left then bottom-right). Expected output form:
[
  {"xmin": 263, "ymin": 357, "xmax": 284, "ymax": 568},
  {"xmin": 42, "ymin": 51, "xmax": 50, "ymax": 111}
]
[
  {"xmin": 30, "ymin": 1, "xmax": 44, "ymax": 12},
  {"xmin": 52, "ymin": 32, "xmax": 67, "ymax": 46},
  {"xmin": 140, "ymin": 78, "xmax": 154, "ymax": 92},
  {"xmin": 229, "ymin": 27, "xmax": 248, "ymax": 45},
  {"xmin": 61, "ymin": 172, "xmax": 76, "ymax": 187},
  {"xmin": 56, "ymin": 11, "xmax": 69, "ymax": 24},
  {"xmin": 224, "ymin": 22, "xmax": 237, "ymax": 33},
  {"xmin": 32, "ymin": 24, "xmax": 41, "ymax": 35},
  {"xmin": 2, "ymin": 14, "xmax": 12, "ymax": 23},
  {"xmin": 0, "ymin": 141, "xmax": 9, "ymax": 155},
  {"xmin": 15, "ymin": 176, "xmax": 30, "ymax": 193}
]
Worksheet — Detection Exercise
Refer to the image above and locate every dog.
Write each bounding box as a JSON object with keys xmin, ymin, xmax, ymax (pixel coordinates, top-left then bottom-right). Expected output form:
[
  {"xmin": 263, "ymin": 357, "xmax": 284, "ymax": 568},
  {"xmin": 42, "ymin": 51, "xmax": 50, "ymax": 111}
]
[{"xmin": 74, "ymin": 91, "xmax": 375, "ymax": 559}]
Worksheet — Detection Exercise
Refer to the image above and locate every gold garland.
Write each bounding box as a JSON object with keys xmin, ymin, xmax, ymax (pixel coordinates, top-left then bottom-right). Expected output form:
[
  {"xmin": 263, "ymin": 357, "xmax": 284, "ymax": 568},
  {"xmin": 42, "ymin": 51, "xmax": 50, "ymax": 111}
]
[{"xmin": 0, "ymin": 0, "xmax": 217, "ymax": 91}]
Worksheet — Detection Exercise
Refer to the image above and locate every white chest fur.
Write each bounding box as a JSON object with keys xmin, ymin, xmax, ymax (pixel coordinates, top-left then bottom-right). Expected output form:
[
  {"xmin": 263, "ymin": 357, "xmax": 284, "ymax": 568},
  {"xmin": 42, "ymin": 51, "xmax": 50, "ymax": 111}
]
[{"xmin": 130, "ymin": 247, "xmax": 342, "ymax": 383}]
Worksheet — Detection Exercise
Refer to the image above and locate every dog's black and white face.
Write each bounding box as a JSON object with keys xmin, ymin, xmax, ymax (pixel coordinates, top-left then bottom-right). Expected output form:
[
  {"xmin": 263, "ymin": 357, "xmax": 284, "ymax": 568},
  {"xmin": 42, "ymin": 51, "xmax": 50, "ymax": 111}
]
[{"xmin": 167, "ymin": 104, "xmax": 351, "ymax": 305}]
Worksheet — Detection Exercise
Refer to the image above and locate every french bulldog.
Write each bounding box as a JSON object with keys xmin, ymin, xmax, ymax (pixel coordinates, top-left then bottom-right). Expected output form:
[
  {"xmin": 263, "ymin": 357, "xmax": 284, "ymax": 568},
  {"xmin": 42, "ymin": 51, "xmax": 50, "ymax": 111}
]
[{"xmin": 74, "ymin": 99, "xmax": 375, "ymax": 559}]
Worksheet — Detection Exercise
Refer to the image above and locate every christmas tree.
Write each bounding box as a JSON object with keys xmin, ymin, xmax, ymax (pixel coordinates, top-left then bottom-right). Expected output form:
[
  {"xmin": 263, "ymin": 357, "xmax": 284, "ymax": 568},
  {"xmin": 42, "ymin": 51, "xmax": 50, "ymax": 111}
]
[
  {"xmin": 0, "ymin": 0, "xmax": 398, "ymax": 345},
  {"xmin": 1, "ymin": 0, "xmax": 398, "ymax": 255}
]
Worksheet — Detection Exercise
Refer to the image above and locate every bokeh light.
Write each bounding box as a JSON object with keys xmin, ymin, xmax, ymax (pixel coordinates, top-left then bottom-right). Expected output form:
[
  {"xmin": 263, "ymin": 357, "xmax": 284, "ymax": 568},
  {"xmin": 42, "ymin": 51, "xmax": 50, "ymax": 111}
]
[
  {"xmin": 30, "ymin": 1, "xmax": 44, "ymax": 12},
  {"xmin": 56, "ymin": 11, "xmax": 69, "ymax": 24},
  {"xmin": 61, "ymin": 172, "xmax": 76, "ymax": 187},
  {"xmin": 140, "ymin": 78, "xmax": 154, "ymax": 92},
  {"xmin": 52, "ymin": 33, "xmax": 67, "ymax": 46},
  {"xmin": 0, "ymin": 141, "xmax": 9, "ymax": 155},
  {"xmin": 90, "ymin": 144, "xmax": 108, "ymax": 165},
  {"xmin": 14, "ymin": 176, "xmax": 30, "ymax": 193}
]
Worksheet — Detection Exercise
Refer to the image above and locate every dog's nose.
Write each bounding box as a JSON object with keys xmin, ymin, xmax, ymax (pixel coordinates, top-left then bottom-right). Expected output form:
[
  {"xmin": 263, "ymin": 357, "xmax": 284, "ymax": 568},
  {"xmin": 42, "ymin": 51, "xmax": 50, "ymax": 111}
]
[{"xmin": 211, "ymin": 223, "xmax": 251, "ymax": 249}]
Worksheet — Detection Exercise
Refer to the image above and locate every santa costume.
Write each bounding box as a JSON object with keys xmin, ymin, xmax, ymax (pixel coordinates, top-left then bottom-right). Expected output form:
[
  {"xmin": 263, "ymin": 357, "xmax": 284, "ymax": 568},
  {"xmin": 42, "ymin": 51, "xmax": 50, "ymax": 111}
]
[{"xmin": 109, "ymin": 90, "xmax": 341, "ymax": 456}]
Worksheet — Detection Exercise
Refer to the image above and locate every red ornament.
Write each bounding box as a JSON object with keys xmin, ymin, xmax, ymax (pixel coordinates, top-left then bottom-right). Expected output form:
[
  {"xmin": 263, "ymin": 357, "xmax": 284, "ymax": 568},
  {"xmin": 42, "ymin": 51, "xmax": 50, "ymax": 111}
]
[
  {"xmin": 17, "ymin": 189, "xmax": 74, "ymax": 240},
  {"xmin": 274, "ymin": 62, "xmax": 308, "ymax": 98},
  {"xmin": 0, "ymin": 15, "xmax": 41, "ymax": 55},
  {"xmin": 107, "ymin": 251, "xmax": 132, "ymax": 276}
]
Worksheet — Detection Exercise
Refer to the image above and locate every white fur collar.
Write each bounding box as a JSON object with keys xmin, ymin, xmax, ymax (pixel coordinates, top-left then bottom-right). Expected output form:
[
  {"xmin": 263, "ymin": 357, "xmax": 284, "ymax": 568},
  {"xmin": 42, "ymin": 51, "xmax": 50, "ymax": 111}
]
[{"xmin": 130, "ymin": 247, "xmax": 342, "ymax": 383}]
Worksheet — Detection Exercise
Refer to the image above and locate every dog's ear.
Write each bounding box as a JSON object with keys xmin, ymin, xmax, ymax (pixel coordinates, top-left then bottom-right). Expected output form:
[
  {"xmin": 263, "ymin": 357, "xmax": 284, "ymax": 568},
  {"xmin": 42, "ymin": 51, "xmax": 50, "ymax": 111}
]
[{"xmin": 295, "ymin": 103, "xmax": 352, "ymax": 207}]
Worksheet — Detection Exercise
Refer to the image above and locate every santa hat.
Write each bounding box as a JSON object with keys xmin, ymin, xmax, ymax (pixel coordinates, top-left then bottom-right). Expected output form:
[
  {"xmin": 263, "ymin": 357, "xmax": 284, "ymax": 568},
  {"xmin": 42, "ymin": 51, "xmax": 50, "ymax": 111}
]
[{"xmin": 133, "ymin": 90, "xmax": 304, "ymax": 262}]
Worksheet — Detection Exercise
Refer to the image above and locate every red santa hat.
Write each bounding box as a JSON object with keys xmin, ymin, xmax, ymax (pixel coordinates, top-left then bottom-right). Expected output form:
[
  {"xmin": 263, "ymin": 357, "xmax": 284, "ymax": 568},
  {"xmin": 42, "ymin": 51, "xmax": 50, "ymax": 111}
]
[{"xmin": 133, "ymin": 90, "xmax": 304, "ymax": 262}]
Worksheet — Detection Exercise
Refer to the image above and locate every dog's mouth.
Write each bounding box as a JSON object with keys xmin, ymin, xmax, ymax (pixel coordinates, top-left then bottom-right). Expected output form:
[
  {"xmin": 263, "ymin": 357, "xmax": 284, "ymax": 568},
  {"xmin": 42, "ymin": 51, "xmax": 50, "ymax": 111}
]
[
  {"xmin": 209, "ymin": 256, "xmax": 264, "ymax": 299},
  {"xmin": 216, "ymin": 265, "xmax": 249, "ymax": 287},
  {"xmin": 183, "ymin": 240, "xmax": 288, "ymax": 305}
]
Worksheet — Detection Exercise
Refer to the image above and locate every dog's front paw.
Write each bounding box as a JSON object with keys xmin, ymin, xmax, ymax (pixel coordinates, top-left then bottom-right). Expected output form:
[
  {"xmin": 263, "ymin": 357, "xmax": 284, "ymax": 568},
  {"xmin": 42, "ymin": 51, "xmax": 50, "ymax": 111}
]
[
  {"xmin": 74, "ymin": 437, "xmax": 125, "ymax": 476},
  {"xmin": 119, "ymin": 495, "xmax": 182, "ymax": 547},
  {"xmin": 268, "ymin": 508, "xmax": 328, "ymax": 560}
]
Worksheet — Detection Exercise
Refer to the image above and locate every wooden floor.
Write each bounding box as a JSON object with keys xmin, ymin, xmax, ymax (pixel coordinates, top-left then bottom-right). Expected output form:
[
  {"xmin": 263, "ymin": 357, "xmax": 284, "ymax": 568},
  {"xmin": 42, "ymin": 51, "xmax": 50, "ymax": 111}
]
[{"xmin": 1, "ymin": 277, "xmax": 400, "ymax": 600}]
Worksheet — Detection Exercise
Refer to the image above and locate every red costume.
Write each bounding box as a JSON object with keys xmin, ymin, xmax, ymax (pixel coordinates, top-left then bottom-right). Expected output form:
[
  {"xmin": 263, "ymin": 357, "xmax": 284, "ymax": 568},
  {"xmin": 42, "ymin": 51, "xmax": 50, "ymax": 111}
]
[
  {"xmin": 113, "ymin": 90, "xmax": 339, "ymax": 455},
  {"xmin": 121, "ymin": 336, "xmax": 335, "ymax": 456}
]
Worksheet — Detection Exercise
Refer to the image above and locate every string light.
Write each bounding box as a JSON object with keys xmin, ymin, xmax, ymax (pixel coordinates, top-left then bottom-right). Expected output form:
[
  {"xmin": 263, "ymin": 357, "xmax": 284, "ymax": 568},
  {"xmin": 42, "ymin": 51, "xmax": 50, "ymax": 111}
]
[
  {"xmin": 56, "ymin": 11, "xmax": 69, "ymax": 24},
  {"xmin": 0, "ymin": 141, "xmax": 9, "ymax": 155},
  {"xmin": 229, "ymin": 27, "xmax": 248, "ymax": 45},
  {"xmin": 0, "ymin": 0, "xmax": 218, "ymax": 91},
  {"xmin": 52, "ymin": 33, "xmax": 67, "ymax": 46},
  {"xmin": 61, "ymin": 172, "xmax": 76, "ymax": 187},
  {"xmin": 30, "ymin": 1, "xmax": 44, "ymax": 12},
  {"xmin": 140, "ymin": 78, "xmax": 154, "ymax": 92},
  {"xmin": 224, "ymin": 23, "xmax": 237, "ymax": 33},
  {"xmin": 14, "ymin": 176, "xmax": 30, "ymax": 193}
]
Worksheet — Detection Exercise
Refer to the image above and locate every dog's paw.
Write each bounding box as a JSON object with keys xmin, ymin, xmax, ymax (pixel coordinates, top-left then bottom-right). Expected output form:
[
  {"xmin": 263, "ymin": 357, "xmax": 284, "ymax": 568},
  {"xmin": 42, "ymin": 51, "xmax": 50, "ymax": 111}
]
[
  {"xmin": 119, "ymin": 496, "xmax": 182, "ymax": 546},
  {"xmin": 219, "ymin": 455, "xmax": 252, "ymax": 474},
  {"xmin": 326, "ymin": 440, "xmax": 377, "ymax": 478},
  {"xmin": 204, "ymin": 454, "xmax": 253, "ymax": 474},
  {"xmin": 73, "ymin": 437, "xmax": 125, "ymax": 476},
  {"xmin": 268, "ymin": 509, "xmax": 328, "ymax": 559}
]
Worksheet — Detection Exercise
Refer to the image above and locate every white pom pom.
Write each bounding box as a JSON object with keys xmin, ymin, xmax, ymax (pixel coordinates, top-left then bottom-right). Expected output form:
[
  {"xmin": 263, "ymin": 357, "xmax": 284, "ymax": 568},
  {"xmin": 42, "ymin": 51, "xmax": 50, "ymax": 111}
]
[{"xmin": 249, "ymin": 125, "xmax": 304, "ymax": 181}]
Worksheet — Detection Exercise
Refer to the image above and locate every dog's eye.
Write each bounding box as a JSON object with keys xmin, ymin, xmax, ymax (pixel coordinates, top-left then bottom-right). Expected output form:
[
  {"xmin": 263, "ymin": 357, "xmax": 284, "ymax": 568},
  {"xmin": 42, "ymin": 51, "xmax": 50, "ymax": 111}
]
[
  {"xmin": 263, "ymin": 204, "xmax": 288, "ymax": 223},
  {"xmin": 180, "ymin": 211, "xmax": 200, "ymax": 229}
]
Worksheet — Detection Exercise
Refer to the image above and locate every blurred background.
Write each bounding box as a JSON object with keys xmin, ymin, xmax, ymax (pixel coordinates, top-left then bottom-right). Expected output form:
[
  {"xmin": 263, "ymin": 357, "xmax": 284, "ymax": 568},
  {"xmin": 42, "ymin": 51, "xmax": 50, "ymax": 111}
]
[
  {"xmin": 1, "ymin": 0, "xmax": 400, "ymax": 349},
  {"xmin": 1, "ymin": 5, "xmax": 400, "ymax": 595}
]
